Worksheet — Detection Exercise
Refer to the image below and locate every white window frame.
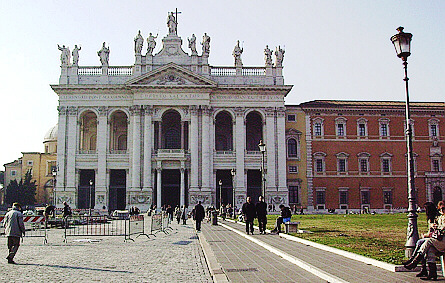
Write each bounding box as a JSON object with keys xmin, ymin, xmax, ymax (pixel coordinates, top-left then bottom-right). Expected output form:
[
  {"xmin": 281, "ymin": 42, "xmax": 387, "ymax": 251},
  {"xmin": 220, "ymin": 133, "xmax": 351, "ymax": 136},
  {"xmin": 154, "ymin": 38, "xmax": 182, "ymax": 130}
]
[
  {"xmin": 431, "ymin": 155, "xmax": 442, "ymax": 172},
  {"xmin": 357, "ymin": 118, "xmax": 368, "ymax": 138},
  {"xmin": 314, "ymin": 152, "xmax": 326, "ymax": 174},
  {"xmin": 11, "ymin": 170, "xmax": 17, "ymax": 176},
  {"xmin": 27, "ymin": 160, "xmax": 34, "ymax": 167},
  {"xmin": 358, "ymin": 152, "xmax": 370, "ymax": 175},
  {"xmin": 288, "ymin": 165, "xmax": 298, "ymax": 173},
  {"xmin": 336, "ymin": 152, "xmax": 349, "ymax": 174},
  {"xmin": 335, "ymin": 117, "xmax": 347, "ymax": 138},
  {"xmin": 287, "ymin": 114, "xmax": 296, "ymax": 122},
  {"xmin": 360, "ymin": 188, "xmax": 371, "ymax": 211},
  {"xmin": 379, "ymin": 118, "xmax": 390, "ymax": 138},
  {"xmin": 339, "ymin": 188, "xmax": 349, "ymax": 209},
  {"xmin": 286, "ymin": 137, "xmax": 300, "ymax": 159},
  {"xmin": 313, "ymin": 118, "xmax": 324, "ymax": 138},
  {"xmin": 380, "ymin": 152, "xmax": 393, "ymax": 175},
  {"xmin": 315, "ymin": 188, "xmax": 326, "ymax": 210},
  {"xmin": 428, "ymin": 118, "xmax": 440, "ymax": 139},
  {"xmin": 383, "ymin": 188, "xmax": 393, "ymax": 208}
]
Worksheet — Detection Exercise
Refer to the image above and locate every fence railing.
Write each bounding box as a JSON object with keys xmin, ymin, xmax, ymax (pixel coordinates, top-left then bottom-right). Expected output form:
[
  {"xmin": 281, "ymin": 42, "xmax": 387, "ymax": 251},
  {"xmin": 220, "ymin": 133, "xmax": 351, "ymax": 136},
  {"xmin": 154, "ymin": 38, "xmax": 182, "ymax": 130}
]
[
  {"xmin": 108, "ymin": 66, "xmax": 133, "ymax": 76},
  {"xmin": 78, "ymin": 67, "xmax": 102, "ymax": 76}
]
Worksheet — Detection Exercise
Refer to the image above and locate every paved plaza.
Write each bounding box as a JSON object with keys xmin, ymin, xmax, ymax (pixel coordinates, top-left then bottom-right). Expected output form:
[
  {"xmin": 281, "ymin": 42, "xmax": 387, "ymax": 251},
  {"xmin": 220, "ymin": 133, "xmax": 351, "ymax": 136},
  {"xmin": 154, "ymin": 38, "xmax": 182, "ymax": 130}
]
[{"xmin": 1, "ymin": 222, "xmax": 211, "ymax": 282}]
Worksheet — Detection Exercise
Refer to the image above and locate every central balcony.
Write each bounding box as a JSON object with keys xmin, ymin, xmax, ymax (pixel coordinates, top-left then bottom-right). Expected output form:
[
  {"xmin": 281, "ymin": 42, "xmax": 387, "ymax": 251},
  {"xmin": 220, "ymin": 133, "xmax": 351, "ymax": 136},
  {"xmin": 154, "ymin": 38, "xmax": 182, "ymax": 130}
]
[{"xmin": 155, "ymin": 149, "xmax": 187, "ymax": 160}]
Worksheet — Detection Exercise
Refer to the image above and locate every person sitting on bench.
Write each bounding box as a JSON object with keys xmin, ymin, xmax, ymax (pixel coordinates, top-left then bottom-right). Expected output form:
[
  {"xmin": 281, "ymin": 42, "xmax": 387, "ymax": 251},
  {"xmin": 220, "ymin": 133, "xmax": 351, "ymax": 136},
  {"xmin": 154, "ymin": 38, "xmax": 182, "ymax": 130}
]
[{"xmin": 271, "ymin": 204, "xmax": 292, "ymax": 234}]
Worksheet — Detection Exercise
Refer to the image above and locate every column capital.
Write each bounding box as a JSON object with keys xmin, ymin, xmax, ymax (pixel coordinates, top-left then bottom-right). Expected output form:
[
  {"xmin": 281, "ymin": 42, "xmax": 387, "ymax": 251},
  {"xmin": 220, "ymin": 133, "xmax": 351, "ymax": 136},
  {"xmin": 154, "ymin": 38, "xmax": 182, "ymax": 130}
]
[
  {"xmin": 189, "ymin": 105, "xmax": 199, "ymax": 115},
  {"xmin": 57, "ymin": 106, "xmax": 67, "ymax": 116},
  {"xmin": 276, "ymin": 107, "xmax": 286, "ymax": 117},
  {"xmin": 143, "ymin": 105, "xmax": 153, "ymax": 115},
  {"xmin": 130, "ymin": 105, "xmax": 142, "ymax": 116},
  {"xmin": 98, "ymin": 106, "xmax": 108, "ymax": 117},
  {"xmin": 265, "ymin": 107, "xmax": 275, "ymax": 117},
  {"xmin": 67, "ymin": 106, "xmax": 78, "ymax": 116},
  {"xmin": 234, "ymin": 107, "xmax": 245, "ymax": 117},
  {"xmin": 201, "ymin": 105, "xmax": 211, "ymax": 115}
]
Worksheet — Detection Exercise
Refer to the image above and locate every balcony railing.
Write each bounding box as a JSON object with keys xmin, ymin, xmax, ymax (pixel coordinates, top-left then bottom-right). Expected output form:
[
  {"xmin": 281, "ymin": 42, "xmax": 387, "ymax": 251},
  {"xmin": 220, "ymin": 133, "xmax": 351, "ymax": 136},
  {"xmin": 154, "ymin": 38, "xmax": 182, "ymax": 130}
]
[
  {"xmin": 108, "ymin": 66, "xmax": 133, "ymax": 76},
  {"xmin": 242, "ymin": 67, "xmax": 266, "ymax": 76},
  {"xmin": 210, "ymin": 67, "xmax": 237, "ymax": 76},
  {"xmin": 215, "ymin": 150, "xmax": 234, "ymax": 155},
  {"xmin": 78, "ymin": 67, "xmax": 102, "ymax": 76},
  {"xmin": 77, "ymin": 150, "xmax": 97, "ymax": 154},
  {"xmin": 109, "ymin": 149, "xmax": 127, "ymax": 154},
  {"xmin": 246, "ymin": 150, "xmax": 262, "ymax": 155}
]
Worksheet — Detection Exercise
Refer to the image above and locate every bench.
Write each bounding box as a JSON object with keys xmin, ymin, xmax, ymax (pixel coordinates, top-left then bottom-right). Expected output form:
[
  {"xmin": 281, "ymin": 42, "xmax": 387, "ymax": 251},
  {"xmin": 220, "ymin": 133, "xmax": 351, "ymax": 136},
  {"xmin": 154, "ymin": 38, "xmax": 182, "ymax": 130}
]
[{"xmin": 284, "ymin": 222, "xmax": 300, "ymax": 234}]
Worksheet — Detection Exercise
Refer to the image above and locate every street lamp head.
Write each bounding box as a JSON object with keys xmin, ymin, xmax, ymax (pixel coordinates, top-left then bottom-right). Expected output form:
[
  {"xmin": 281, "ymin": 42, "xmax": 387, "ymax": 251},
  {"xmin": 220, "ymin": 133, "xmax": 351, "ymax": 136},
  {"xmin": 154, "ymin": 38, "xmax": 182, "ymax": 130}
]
[
  {"xmin": 218, "ymin": 179, "xmax": 222, "ymax": 186},
  {"xmin": 258, "ymin": 140, "xmax": 266, "ymax": 153},
  {"xmin": 391, "ymin": 27, "xmax": 412, "ymax": 61},
  {"xmin": 89, "ymin": 179, "xmax": 93, "ymax": 186}
]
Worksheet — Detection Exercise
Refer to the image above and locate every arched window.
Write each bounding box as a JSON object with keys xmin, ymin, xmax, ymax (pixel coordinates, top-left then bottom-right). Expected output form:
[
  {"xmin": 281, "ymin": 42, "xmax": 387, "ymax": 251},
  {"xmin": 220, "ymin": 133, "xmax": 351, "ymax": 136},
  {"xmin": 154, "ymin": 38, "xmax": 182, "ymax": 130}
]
[
  {"xmin": 79, "ymin": 110, "xmax": 97, "ymax": 151},
  {"xmin": 110, "ymin": 110, "xmax": 128, "ymax": 152},
  {"xmin": 246, "ymin": 111, "xmax": 263, "ymax": 151},
  {"xmin": 287, "ymin": 138, "xmax": 297, "ymax": 158},
  {"xmin": 117, "ymin": 134, "xmax": 127, "ymax": 150},
  {"xmin": 215, "ymin": 111, "xmax": 233, "ymax": 151},
  {"xmin": 162, "ymin": 110, "xmax": 181, "ymax": 149}
]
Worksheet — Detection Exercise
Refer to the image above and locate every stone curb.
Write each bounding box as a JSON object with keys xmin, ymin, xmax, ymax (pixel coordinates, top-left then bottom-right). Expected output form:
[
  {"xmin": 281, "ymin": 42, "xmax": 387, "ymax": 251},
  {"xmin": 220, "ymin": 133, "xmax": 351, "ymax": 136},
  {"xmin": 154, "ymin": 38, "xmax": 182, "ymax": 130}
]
[{"xmin": 197, "ymin": 227, "xmax": 229, "ymax": 283}]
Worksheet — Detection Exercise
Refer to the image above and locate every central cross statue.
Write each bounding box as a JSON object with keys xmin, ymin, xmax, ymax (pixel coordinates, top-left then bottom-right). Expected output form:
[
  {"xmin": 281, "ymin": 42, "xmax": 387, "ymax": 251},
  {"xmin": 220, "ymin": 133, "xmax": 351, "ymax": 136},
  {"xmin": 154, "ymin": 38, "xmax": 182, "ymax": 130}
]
[{"xmin": 167, "ymin": 8, "xmax": 182, "ymax": 35}]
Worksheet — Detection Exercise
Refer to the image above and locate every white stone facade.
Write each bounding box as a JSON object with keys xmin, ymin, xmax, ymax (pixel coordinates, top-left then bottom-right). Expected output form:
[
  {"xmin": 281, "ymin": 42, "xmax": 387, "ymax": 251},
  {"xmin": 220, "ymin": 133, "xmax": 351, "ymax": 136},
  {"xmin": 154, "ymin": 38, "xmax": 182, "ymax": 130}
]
[{"xmin": 51, "ymin": 16, "xmax": 292, "ymax": 210}]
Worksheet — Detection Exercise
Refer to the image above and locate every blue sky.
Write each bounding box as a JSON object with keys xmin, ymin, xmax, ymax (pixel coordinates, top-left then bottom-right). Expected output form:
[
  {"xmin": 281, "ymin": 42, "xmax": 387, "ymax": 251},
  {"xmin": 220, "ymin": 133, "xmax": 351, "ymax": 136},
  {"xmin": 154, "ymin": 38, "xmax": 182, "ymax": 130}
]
[{"xmin": 0, "ymin": 0, "xmax": 444, "ymax": 167}]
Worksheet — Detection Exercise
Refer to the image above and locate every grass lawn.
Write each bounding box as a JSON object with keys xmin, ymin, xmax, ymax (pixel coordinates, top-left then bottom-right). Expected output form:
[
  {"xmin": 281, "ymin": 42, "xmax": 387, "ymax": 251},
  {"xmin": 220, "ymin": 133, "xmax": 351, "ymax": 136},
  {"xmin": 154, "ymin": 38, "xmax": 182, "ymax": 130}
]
[{"xmin": 251, "ymin": 213, "xmax": 428, "ymax": 264}]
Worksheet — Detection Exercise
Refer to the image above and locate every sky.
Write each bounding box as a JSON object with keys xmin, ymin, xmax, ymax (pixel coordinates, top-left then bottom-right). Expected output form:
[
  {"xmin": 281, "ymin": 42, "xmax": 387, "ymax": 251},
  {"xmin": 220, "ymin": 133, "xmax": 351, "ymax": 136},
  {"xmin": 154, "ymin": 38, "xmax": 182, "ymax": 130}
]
[{"xmin": 0, "ymin": 0, "xmax": 444, "ymax": 168}]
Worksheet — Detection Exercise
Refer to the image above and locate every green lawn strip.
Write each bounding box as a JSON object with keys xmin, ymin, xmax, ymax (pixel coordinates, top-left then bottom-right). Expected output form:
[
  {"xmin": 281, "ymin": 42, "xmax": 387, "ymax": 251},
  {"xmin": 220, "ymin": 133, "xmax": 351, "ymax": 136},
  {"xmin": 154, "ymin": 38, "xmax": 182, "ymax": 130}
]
[{"xmin": 254, "ymin": 213, "xmax": 429, "ymax": 264}]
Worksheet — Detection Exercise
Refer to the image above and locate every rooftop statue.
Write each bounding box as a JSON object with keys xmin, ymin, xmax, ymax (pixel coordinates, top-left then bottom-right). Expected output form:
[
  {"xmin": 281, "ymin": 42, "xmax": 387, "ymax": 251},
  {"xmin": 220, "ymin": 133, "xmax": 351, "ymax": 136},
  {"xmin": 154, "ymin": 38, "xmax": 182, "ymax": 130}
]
[
  {"xmin": 167, "ymin": 12, "xmax": 177, "ymax": 35},
  {"xmin": 98, "ymin": 42, "xmax": 110, "ymax": 66},
  {"xmin": 134, "ymin": 30, "xmax": 144, "ymax": 55},
  {"xmin": 188, "ymin": 34, "xmax": 197, "ymax": 55},
  {"xmin": 232, "ymin": 40, "xmax": 243, "ymax": 67},
  {"xmin": 72, "ymin": 45, "xmax": 81, "ymax": 66},
  {"xmin": 264, "ymin": 45, "xmax": 273, "ymax": 67},
  {"xmin": 201, "ymin": 33, "xmax": 210, "ymax": 56},
  {"xmin": 57, "ymin": 44, "xmax": 71, "ymax": 66},
  {"xmin": 147, "ymin": 32, "xmax": 158, "ymax": 55},
  {"xmin": 275, "ymin": 46, "xmax": 285, "ymax": 67}
]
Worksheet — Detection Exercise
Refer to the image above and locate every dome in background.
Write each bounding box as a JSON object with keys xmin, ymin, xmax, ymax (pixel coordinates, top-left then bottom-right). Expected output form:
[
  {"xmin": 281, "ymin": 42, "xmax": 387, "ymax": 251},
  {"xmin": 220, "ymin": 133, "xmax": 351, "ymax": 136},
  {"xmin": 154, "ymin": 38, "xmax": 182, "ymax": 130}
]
[{"xmin": 43, "ymin": 124, "xmax": 58, "ymax": 143}]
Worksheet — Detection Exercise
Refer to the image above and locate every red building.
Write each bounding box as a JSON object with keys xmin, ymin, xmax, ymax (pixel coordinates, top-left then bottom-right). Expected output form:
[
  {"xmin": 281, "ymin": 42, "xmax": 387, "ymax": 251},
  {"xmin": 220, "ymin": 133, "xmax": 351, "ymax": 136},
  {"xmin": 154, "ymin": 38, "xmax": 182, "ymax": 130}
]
[{"xmin": 300, "ymin": 100, "xmax": 445, "ymax": 212}]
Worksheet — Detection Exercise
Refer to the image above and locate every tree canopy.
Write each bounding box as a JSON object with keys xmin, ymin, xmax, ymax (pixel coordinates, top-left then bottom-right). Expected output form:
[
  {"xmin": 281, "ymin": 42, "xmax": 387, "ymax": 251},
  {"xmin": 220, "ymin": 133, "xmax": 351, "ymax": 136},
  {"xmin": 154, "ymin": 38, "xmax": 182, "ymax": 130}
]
[{"xmin": 4, "ymin": 170, "xmax": 37, "ymax": 206}]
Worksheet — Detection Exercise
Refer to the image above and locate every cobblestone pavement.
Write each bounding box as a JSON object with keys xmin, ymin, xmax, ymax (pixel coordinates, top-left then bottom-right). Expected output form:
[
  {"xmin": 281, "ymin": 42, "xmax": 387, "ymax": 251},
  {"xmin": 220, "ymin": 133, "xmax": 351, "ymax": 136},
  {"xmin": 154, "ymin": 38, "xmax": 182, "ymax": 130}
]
[{"xmin": 1, "ymin": 221, "xmax": 211, "ymax": 282}]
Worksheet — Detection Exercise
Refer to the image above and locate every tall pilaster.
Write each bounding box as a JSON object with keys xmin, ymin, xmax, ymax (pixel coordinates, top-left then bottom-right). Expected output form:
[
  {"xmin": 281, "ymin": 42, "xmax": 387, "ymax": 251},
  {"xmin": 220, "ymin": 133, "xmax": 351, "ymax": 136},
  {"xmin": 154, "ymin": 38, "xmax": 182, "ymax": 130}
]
[
  {"xmin": 190, "ymin": 106, "xmax": 199, "ymax": 190},
  {"xmin": 265, "ymin": 108, "xmax": 277, "ymax": 201},
  {"xmin": 143, "ymin": 106, "xmax": 153, "ymax": 194},
  {"xmin": 56, "ymin": 106, "xmax": 67, "ymax": 207},
  {"xmin": 276, "ymin": 107, "xmax": 287, "ymax": 200},
  {"xmin": 96, "ymin": 106, "xmax": 108, "ymax": 207},
  {"xmin": 234, "ymin": 107, "xmax": 246, "ymax": 205},
  {"xmin": 201, "ymin": 106, "xmax": 211, "ymax": 191},
  {"xmin": 156, "ymin": 164, "xmax": 162, "ymax": 209},
  {"xmin": 180, "ymin": 166, "xmax": 185, "ymax": 207},
  {"xmin": 130, "ymin": 106, "xmax": 142, "ymax": 190},
  {"xmin": 66, "ymin": 106, "xmax": 78, "ymax": 192}
]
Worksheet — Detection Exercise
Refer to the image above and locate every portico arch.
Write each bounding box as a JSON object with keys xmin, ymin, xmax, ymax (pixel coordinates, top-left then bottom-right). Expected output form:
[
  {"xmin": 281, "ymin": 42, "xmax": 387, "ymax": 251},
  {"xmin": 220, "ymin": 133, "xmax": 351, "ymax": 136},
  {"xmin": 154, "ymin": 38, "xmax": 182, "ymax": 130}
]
[
  {"xmin": 162, "ymin": 110, "xmax": 182, "ymax": 149},
  {"xmin": 215, "ymin": 111, "xmax": 233, "ymax": 151},
  {"xmin": 79, "ymin": 110, "xmax": 97, "ymax": 151},
  {"xmin": 246, "ymin": 111, "xmax": 263, "ymax": 151},
  {"xmin": 109, "ymin": 110, "xmax": 128, "ymax": 151}
]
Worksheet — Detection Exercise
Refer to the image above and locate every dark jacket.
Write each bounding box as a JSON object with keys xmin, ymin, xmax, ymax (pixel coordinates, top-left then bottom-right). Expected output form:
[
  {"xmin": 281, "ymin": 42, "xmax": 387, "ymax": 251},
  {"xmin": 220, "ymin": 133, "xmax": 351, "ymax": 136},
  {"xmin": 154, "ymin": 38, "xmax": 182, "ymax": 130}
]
[
  {"xmin": 242, "ymin": 202, "xmax": 256, "ymax": 221},
  {"xmin": 255, "ymin": 201, "xmax": 267, "ymax": 218},
  {"xmin": 63, "ymin": 204, "xmax": 72, "ymax": 218},
  {"xmin": 194, "ymin": 203, "xmax": 205, "ymax": 221},
  {"xmin": 4, "ymin": 207, "xmax": 25, "ymax": 237},
  {"xmin": 281, "ymin": 206, "xmax": 292, "ymax": 219}
]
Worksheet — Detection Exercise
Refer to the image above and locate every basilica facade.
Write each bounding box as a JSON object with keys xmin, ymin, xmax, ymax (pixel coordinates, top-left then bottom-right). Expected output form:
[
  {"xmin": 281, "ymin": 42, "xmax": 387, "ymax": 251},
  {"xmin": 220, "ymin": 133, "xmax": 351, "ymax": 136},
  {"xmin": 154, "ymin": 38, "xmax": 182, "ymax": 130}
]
[{"xmin": 51, "ymin": 15, "xmax": 292, "ymax": 210}]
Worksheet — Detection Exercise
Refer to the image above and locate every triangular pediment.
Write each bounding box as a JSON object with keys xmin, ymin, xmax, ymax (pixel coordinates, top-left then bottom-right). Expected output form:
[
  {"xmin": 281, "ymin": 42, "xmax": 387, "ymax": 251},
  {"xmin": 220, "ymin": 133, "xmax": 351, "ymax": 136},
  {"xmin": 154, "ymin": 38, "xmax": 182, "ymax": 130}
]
[{"xmin": 126, "ymin": 63, "xmax": 216, "ymax": 87}]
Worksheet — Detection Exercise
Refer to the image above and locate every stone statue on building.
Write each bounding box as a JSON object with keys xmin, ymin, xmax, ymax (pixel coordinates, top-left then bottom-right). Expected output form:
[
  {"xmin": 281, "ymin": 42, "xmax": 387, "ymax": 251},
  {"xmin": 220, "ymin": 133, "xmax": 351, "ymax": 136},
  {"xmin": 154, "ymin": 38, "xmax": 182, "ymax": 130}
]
[
  {"xmin": 275, "ymin": 46, "xmax": 285, "ymax": 67},
  {"xmin": 167, "ymin": 12, "xmax": 177, "ymax": 35},
  {"xmin": 134, "ymin": 30, "xmax": 144, "ymax": 55},
  {"xmin": 147, "ymin": 33, "xmax": 158, "ymax": 55},
  {"xmin": 232, "ymin": 40, "xmax": 243, "ymax": 67},
  {"xmin": 264, "ymin": 45, "xmax": 273, "ymax": 67},
  {"xmin": 201, "ymin": 33, "xmax": 210, "ymax": 56},
  {"xmin": 57, "ymin": 44, "xmax": 71, "ymax": 66},
  {"xmin": 188, "ymin": 34, "xmax": 197, "ymax": 55},
  {"xmin": 72, "ymin": 45, "xmax": 81, "ymax": 66},
  {"xmin": 98, "ymin": 42, "xmax": 110, "ymax": 66}
]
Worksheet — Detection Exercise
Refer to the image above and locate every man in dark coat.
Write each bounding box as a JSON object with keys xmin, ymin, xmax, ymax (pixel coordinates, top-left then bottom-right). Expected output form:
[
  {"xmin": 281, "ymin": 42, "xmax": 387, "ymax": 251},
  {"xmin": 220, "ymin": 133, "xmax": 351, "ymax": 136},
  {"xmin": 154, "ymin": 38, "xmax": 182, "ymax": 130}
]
[
  {"xmin": 255, "ymin": 196, "xmax": 267, "ymax": 234},
  {"xmin": 271, "ymin": 204, "xmax": 292, "ymax": 234},
  {"xmin": 194, "ymin": 201, "xmax": 205, "ymax": 231},
  {"xmin": 242, "ymin": 197, "xmax": 256, "ymax": 235}
]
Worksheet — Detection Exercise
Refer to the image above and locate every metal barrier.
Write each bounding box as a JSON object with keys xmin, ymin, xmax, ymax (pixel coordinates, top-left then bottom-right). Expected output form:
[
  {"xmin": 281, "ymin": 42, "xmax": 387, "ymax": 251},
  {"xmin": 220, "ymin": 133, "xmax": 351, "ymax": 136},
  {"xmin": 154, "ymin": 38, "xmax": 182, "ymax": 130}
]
[
  {"xmin": 127, "ymin": 215, "xmax": 149, "ymax": 240},
  {"xmin": 63, "ymin": 215, "xmax": 127, "ymax": 242},
  {"xmin": 1, "ymin": 215, "xmax": 47, "ymax": 244}
]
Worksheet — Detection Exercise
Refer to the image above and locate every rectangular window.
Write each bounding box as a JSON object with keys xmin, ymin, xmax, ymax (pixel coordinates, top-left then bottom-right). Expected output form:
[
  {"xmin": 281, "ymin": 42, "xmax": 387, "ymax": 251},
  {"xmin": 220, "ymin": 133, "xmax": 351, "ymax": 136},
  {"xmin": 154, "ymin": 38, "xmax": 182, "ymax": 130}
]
[
  {"xmin": 337, "ymin": 124, "xmax": 344, "ymax": 136},
  {"xmin": 380, "ymin": 124, "xmax": 388, "ymax": 137},
  {"xmin": 27, "ymin": 160, "xmax": 33, "ymax": 166},
  {"xmin": 360, "ymin": 159, "xmax": 368, "ymax": 172},
  {"xmin": 314, "ymin": 123, "xmax": 322, "ymax": 136},
  {"xmin": 338, "ymin": 159, "xmax": 346, "ymax": 172},
  {"xmin": 382, "ymin": 159, "xmax": 390, "ymax": 172},
  {"xmin": 431, "ymin": 124, "xmax": 437, "ymax": 137},
  {"xmin": 339, "ymin": 191, "xmax": 348, "ymax": 205},
  {"xmin": 289, "ymin": 186, "xmax": 299, "ymax": 203},
  {"xmin": 288, "ymin": 165, "xmax": 298, "ymax": 173},
  {"xmin": 383, "ymin": 191, "xmax": 393, "ymax": 205},
  {"xmin": 433, "ymin": 160, "xmax": 440, "ymax": 172},
  {"xmin": 287, "ymin": 114, "xmax": 296, "ymax": 122},
  {"xmin": 11, "ymin": 170, "xmax": 17, "ymax": 176},
  {"xmin": 361, "ymin": 191, "xmax": 370, "ymax": 205},
  {"xmin": 316, "ymin": 191, "xmax": 325, "ymax": 205},
  {"xmin": 358, "ymin": 124, "xmax": 366, "ymax": 136},
  {"xmin": 316, "ymin": 159, "xmax": 323, "ymax": 173}
]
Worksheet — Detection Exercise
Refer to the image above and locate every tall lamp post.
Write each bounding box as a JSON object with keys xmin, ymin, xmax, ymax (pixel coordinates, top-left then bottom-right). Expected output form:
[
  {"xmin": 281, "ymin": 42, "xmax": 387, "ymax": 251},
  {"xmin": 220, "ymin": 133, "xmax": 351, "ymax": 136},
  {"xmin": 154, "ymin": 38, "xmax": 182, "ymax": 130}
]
[
  {"xmin": 89, "ymin": 179, "xmax": 93, "ymax": 216},
  {"xmin": 391, "ymin": 26, "xmax": 419, "ymax": 258},
  {"xmin": 52, "ymin": 168, "xmax": 57, "ymax": 206},
  {"xmin": 218, "ymin": 179, "xmax": 223, "ymax": 210},
  {"xmin": 231, "ymin": 168, "xmax": 236, "ymax": 213},
  {"xmin": 258, "ymin": 140, "xmax": 266, "ymax": 200}
]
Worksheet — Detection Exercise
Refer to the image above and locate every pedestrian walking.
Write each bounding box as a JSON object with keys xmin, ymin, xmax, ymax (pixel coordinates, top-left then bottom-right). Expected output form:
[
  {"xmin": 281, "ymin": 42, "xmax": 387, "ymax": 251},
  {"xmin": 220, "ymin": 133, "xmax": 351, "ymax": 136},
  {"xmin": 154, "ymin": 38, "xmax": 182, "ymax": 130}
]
[
  {"xmin": 44, "ymin": 204, "xmax": 56, "ymax": 229},
  {"xmin": 3, "ymin": 203, "xmax": 25, "ymax": 264},
  {"xmin": 256, "ymin": 196, "xmax": 267, "ymax": 234},
  {"xmin": 175, "ymin": 206, "xmax": 181, "ymax": 224},
  {"xmin": 62, "ymin": 201, "xmax": 72, "ymax": 228},
  {"xmin": 242, "ymin": 197, "xmax": 256, "ymax": 235},
  {"xmin": 181, "ymin": 205, "xmax": 189, "ymax": 225},
  {"xmin": 193, "ymin": 201, "xmax": 205, "ymax": 231}
]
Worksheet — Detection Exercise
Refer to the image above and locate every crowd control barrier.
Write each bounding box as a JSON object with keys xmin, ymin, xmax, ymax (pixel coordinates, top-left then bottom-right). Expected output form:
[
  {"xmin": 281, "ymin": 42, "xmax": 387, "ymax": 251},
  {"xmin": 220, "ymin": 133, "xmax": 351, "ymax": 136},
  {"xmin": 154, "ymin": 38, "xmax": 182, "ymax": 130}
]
[
  {"xmin": 147, "ymin": 212, "xmax": 172, "ymax": 235},
  {"xmin": 64, "ymin": 215, "xmax": 127, "ymax": 242},
  {"xmin": 127, "ymin": 215, "xmax": 149, "ymax": 240},
  {"xmin": 0, "ymin": 215, "xmax": 47, "ymax": 244}
]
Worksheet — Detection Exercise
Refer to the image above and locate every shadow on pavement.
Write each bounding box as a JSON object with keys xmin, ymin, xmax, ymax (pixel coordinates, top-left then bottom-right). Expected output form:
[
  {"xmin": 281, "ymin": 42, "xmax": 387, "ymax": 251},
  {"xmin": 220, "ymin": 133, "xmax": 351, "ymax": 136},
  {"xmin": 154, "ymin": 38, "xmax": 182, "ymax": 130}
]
[{"xmin": 16, "ymin": 263, "xmax": 132, "ymax": 273}]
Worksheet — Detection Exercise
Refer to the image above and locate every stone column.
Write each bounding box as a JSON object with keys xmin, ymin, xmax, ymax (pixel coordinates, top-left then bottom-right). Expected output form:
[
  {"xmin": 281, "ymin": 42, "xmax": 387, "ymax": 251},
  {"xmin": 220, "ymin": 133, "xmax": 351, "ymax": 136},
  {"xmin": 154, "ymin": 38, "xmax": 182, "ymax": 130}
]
[
  {"xmin": 66, "ymin": 106, "xmax": 78, "ymax": 192},
  {"xmin": 276, "ymin": 107, "xmax": 287, "ymax": 199},
  {"xmin": 156, "ymin": 165, "xmax": 162, "ymax": 208},
  {"xmin": 96, "ymin": 107, "xmax": 108, "ymax": 208},
  {"xmin": 158, "ymin": 122, "xmax": 162, "ymax": 149},
  {"xmin": 189, "ymin": 106, "xmax": 199, "ymax": 190},
  {"xmin": 201, "ymin": 106, "xmax": 211, "ymax": 191},
  {"xmin": 234, "ymin": 107, "xmax": 246, "ymax": 203},
  {"xmin": 130, "ymin": 106, "xmax": 142, "ymax": 190},
  {"xmin": 265, "ymin": 108, "xmax": 277, "ymax": 201},
  {"xmin": 143, "ymin": 106, "xmax": 153, "ymax": 192},
  {"xmin": 181, "ymin": 121, "xmax": 185, "ymax": 149},
  {"xmin": 180, "ymin": 166, "xmax": 185, "ymax": 207},
  {"xmin": 56, "ymin": 106, "xmax": 67, "ymax": 198}
]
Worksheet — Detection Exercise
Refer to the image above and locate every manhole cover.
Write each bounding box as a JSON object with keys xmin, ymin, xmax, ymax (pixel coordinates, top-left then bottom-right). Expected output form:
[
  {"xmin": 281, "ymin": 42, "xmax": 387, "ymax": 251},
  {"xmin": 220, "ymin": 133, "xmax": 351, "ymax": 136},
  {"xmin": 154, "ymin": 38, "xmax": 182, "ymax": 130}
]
[{"xmin": 226, "ymin": 268, "xmax": 258, "ymax": 272}]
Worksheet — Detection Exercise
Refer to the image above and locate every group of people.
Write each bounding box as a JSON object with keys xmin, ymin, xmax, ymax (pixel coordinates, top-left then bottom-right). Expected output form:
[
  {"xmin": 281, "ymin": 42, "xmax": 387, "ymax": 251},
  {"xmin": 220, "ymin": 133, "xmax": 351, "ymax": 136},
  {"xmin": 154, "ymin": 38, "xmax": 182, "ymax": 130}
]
[
  {"xmin": 174, "ymin": 205, "xmax": 189, "ymax": 225},
  {"xmin": 404, "ymin": 201, "xmax": 445, "ymax": 280}
]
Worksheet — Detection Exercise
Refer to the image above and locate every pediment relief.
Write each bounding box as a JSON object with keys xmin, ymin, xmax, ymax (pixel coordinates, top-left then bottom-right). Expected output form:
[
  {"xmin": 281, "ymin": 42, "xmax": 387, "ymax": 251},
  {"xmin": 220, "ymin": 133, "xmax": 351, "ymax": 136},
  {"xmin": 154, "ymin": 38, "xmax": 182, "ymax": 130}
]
[
  {"xmin": 126, "ymin": 63, "xmax": 216, "ymax": 87},
  {"xmin": 286, "ymin": 128, "xmax": 302, "ymax": 136}
]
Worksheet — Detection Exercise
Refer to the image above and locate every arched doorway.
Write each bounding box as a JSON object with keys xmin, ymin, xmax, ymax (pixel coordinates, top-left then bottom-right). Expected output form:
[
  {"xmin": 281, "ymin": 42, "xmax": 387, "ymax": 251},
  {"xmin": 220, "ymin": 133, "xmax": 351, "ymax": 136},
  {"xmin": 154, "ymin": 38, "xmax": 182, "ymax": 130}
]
[{"xmin": 433, "ymin": 186, "xmax": 443, "ymax": 205}]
